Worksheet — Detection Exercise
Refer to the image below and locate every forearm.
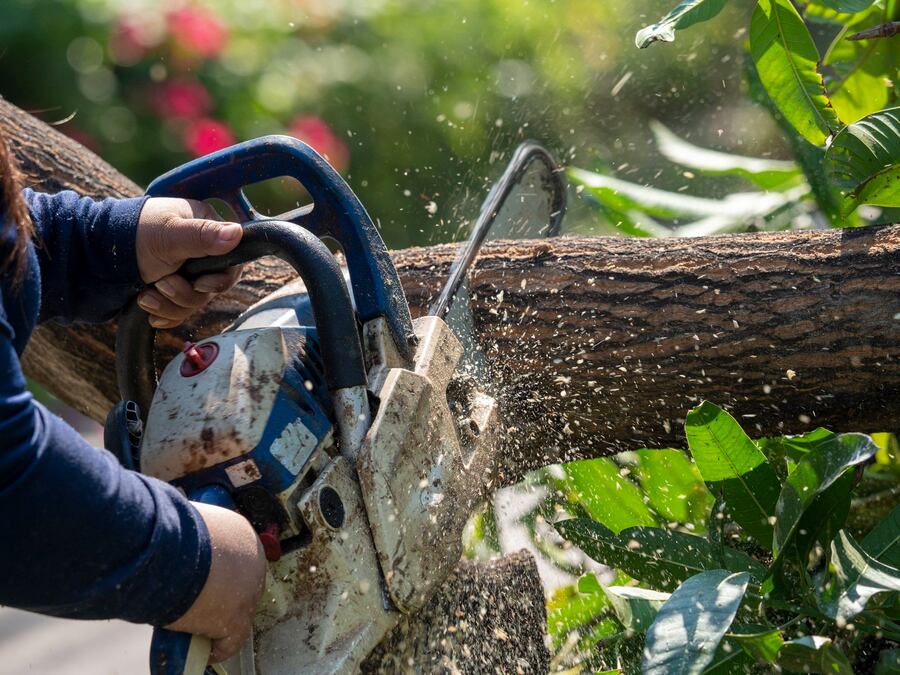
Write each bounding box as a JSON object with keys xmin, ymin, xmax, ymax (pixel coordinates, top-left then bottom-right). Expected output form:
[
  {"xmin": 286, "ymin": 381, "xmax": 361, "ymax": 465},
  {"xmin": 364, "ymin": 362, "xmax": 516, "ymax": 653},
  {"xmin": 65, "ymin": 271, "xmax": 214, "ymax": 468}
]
[{"xmin": 25, "ymin": 189, "xmax": 147, "ymax": 323}]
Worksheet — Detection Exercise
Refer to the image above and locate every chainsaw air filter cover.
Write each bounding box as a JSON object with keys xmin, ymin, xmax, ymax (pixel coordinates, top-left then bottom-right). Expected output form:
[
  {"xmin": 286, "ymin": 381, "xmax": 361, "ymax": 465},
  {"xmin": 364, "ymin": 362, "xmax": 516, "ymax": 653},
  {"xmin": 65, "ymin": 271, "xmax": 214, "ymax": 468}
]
[{"xmin": 139, "ymin": 325, "xmax": 334, "ymax": 501}]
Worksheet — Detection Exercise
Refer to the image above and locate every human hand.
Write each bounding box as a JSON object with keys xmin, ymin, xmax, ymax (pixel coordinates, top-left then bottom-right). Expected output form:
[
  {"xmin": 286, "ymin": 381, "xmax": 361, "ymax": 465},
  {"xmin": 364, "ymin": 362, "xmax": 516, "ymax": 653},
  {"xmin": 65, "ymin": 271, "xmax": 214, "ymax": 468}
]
[
  {"xmin": 135, "ymin": 198, "xmax": 244, "ymax": 328},
  {"xmin": 165, "ymin": 503, "xmax": 267, "ymax": 664}
]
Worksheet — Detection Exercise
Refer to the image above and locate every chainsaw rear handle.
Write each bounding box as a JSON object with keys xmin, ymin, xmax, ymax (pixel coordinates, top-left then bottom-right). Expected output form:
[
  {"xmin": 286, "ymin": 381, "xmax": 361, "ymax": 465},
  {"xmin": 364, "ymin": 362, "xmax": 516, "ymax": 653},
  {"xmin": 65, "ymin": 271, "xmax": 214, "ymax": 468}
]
[
  {"xmin": 146, "ymin": 135, "xmax": 415, "ymax": 361},
  {"xmin": 151, "ymin": 485, "xmax": 234, "ymax": 675},
  {"xmin": 117, "ymin": 219, "xmax": 366, "ymax": 416}
]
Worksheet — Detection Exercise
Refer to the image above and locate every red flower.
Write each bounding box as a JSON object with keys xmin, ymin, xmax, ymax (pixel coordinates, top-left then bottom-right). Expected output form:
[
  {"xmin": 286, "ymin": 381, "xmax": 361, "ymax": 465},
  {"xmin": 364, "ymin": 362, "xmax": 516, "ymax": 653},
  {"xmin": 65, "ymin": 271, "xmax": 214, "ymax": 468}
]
[
  {"xmin": 153, "ymin": 78, "xmax": 212, "ymax": 119},
  {"xmin": 288, "ymin": 115, "xmax": 349, "ymax": 171},
  {"xmin": 167, "ymin": 6, "xmax": 228, "ymax": 58},
  {"xmin": 183, "ymin": 118, "xmax": 235, "ymax": 156}
]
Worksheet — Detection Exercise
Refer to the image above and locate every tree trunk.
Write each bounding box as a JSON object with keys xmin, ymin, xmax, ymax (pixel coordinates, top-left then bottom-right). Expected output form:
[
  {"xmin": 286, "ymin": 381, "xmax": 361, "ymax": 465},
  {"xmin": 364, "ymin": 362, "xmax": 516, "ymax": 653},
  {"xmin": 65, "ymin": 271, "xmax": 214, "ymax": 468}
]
[{"xmin": 4, "ymin": 97, "xmax": 899, "ymax": 670}]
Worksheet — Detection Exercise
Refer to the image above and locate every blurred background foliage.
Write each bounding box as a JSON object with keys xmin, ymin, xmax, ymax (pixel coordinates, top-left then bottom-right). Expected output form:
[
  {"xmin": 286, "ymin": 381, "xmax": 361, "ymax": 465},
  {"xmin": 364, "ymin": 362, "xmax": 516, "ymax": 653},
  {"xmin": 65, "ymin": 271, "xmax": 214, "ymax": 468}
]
[{"xmin": 0, "ymin": 0, "xmax": 786, "ymax": 248}]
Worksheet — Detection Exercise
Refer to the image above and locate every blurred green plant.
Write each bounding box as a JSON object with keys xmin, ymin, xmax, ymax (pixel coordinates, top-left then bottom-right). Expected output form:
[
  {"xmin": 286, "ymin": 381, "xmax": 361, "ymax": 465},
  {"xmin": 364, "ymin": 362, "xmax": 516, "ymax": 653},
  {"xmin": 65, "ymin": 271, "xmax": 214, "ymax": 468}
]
[{"xmin": 573, "ymin": 0, "xmax": 900, "ymax": 233}]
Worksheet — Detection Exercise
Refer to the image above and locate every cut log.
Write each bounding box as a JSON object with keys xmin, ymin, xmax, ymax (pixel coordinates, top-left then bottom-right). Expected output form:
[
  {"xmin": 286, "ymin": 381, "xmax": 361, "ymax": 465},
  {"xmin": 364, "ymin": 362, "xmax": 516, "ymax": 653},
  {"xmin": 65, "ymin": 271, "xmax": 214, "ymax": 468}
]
[
  {"xmin": 4, "ymin": 97, "xmax": 900, "ymax": 670},
  {"xmin": 8, "ymin": 93, "xmax": 899, "ymax": 483}
]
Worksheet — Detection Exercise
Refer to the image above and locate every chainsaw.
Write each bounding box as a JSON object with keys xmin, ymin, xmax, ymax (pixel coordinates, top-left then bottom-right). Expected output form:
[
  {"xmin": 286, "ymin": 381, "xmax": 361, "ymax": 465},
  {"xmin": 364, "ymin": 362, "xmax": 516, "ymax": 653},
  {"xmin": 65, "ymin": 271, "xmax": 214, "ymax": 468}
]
[{"xmin": 104, "ymin": 136, "xmax": 565, "ymax": 674}]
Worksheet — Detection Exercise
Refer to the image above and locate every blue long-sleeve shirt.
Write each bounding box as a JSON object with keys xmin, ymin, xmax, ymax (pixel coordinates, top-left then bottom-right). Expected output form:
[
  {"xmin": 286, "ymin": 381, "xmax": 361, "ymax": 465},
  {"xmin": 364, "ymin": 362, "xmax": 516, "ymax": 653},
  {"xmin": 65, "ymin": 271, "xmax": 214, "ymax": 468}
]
[{"xmin": 0, "ymin": 190, "xmax": 211, "ymax": 625}]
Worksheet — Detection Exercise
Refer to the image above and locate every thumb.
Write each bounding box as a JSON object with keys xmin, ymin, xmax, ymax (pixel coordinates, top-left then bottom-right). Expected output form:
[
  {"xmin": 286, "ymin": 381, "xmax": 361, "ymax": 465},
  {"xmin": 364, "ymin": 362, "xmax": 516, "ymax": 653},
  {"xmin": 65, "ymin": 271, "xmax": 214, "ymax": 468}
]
[{"xmin": 164, "ymin": 217, "xmax": 243, "ymax": 261}]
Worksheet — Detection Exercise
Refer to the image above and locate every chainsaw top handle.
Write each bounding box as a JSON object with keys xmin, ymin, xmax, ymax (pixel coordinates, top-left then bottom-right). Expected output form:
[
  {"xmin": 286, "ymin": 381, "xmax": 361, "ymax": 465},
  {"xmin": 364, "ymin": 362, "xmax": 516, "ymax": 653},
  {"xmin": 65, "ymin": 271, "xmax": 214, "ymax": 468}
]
[
  {"xmin": 116, "ymin": 219, "xmax": 366, "ymax": 417},
  {"xmin": 146, "ymin": 135, "xmax": 415, "ymax": 361}
]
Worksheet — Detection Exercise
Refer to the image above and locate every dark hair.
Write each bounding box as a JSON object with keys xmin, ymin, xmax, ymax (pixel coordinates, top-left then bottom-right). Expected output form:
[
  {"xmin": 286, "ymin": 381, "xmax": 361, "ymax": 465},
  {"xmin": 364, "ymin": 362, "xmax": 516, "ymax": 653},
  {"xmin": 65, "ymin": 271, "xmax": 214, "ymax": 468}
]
[{"xmin": 0, "ymin": 127, "xmax": 33, "ymax": 282}]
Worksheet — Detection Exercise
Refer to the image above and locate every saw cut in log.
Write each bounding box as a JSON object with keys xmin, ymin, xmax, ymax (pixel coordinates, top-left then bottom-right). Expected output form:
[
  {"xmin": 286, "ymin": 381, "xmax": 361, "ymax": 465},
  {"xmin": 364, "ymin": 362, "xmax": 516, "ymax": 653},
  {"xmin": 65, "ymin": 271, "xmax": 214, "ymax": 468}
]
[{"xmin": 7, "ymin": 92, "xmax": 898, "ymax": 486}]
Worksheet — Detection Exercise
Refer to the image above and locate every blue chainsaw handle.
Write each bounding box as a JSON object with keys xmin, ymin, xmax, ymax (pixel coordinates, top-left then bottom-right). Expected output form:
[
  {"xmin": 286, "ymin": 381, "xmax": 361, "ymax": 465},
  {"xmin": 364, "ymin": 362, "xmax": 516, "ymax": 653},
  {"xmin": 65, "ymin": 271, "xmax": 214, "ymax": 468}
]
[
  {"xmin": 146, "ymin": 135, "xmax": 414, "ymax": 361},
  {"xmin": 150, "ymin": 485, "xmax": 235, "ymax": 675}
]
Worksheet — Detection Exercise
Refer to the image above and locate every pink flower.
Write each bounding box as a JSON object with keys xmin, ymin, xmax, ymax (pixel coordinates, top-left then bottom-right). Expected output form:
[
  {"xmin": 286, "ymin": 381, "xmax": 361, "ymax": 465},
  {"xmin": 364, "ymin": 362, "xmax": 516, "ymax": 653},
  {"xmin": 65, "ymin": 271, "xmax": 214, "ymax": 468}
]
[
  {"xmin": 183, "ymin": 118, "xmax": 235, "ymax": 156},
  {"xmin": 167, "ymin": 6, "xmax": 228, "ymax": 58},
  {"xmin": 153, "ymin": 78, "xmax": 212, "ymax": 119},
  {"xmin": 110, "ymin": 16, "xmax": 162, "ymax": 65},
  {"xmin": 288, "ymin": 115, "xmax": 349, "ymax": 171}
]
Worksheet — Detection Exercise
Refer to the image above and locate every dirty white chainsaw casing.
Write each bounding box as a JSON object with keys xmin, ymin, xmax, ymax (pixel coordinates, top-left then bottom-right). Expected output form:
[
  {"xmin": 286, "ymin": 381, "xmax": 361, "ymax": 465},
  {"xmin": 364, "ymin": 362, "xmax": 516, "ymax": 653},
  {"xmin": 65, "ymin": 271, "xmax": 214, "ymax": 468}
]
[
  {"xmin": 139, "ymin": 313, "xmax": 498, "ymax": 673},
  {"xmin": 358, "ymin": 315, "xmax": 499, "ymax": 613}
]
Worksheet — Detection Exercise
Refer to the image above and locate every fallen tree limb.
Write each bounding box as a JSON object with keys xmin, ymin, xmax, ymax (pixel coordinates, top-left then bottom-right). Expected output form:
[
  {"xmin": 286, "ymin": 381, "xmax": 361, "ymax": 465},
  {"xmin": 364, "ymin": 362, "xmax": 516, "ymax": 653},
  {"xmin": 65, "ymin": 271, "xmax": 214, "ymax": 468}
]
[
  {"xmin": 9, "ymin": 91, "xmax": 899, "ymax": 482},
  {"xmin": 5, "ymin": 97, "xmax": 900, "ymax": 670}
]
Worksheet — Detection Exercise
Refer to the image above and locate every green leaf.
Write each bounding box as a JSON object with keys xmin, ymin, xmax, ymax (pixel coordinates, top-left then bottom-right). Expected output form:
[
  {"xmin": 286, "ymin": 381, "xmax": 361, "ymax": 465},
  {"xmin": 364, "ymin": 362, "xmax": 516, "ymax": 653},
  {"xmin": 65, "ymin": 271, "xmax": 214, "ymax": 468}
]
[
  {"xmin": 750, "ymin": 0, "xmax": 841, "ymax": 145},
  {"xmin": 554, "ymin": 520, "xmax": 765, "ymax": 592},
  {"xmin": 685, "ymin": 401, "xmax": 781, "ymax": 548},
  {"xmin": 702, "ymin": 639, "xmax": 754, "ymax": 674},
  {"xmin": 876, "ymin": 648, "xmax": 900, "ymax": 675},
  {"xmin": 773, "ymin": 433, "xmax": 878, "ymax": 557},
  {"xmin": 636, "ymin": 449, "xmax": 712, "ymax": 526},
  {"xmin": 635, "ymin": 0, "xmax": 728, "ymax": 48},
  {"xmin": 776, "ymin": 635, "xmax": 854, "ymax": 674},
  {"xmin": 642, "ymin": 570, "xmax": 750, "ymax": 675},
  {"xmin": 824, "ymin": 20, "xmax": 895, "ymax": 123},
  {"xmin": 563, "ymin": 458, "xmax": 657, "ymax": 533},
  {"xmin": 650, "ymin": 121, "xmax": 802, "ymax": 189},
  {"xmin": 862, "ymin": 504, "xmax": 900, "ymax": 569},
  {"xmin": 729, "ymin": 625, "xmax": 784, "ymax": 664},
  {"xmin": 815, "ymin": 0, "xmax": 876, "ymax": 12},
  {"xmin": 826, "ymin": 106, "xmax": 900, "ymax": 215},
  {"xmin": 546, "ymin": 573, "xmax": 619, "ymax": 648},
  {"xmin": 605, "ymin": 585, "xmax": 670, "ymax": 632},
  {"xmin": 817, "ymin": 529, "xmax": 900, "ymax": 621},
  {"xmin": 569, "ymin": 167, "xmax": 810, "ymax": 236}
]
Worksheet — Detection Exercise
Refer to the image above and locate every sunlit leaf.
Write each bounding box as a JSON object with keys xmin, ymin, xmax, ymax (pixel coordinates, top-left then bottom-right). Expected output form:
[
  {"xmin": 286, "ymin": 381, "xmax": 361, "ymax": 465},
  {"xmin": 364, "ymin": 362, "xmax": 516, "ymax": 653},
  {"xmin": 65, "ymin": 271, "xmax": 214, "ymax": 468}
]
[
  {"xmin": 642, "ymin": 570, "xmax": 749, "ymax": 675},
  {"xmin": 776, "ymin": 635, "xmax": 854, "ymax": 674},
  {"xmin": 772, "ymin": 433, "xmax": 878, "ymax": 557},
  {"xmin": 547, "ymin": 573, "xmax": 619, "ymax": 648},
  {"xmin": 823, "ymin": 20, "xmax": 895, "ymax": 123},
  {"xmin": 826, "ymin": 106, "xmax": 900, "ymax": 215},
  {"xmin": 554, "ymin": 520, "xmax": 765, "ymax": 592},
  {"xmin": 650, "ymin": 121, "xmax": 801, "ymax": 189},
  {"xmin": 564, "ymin": 458, "xmax": 657, "ymax": 533},
  {"xmin": 635, "ymin": 0, "xmax": 728, "ymax": 48},
  {"xmin": 636, "ymin": 449, "xmax": 712, "ymax": 527},
  {"xmin": 605, "ymin": 585, "xmax": 670, "ymax": 632},
  {"xmin": 817, "ymin": 529, "xmax": 900, "ymax": 620},
  {"xmin": 685, "ymin": 401, "xmax": 781, "ymax": 548},
  {"xmin": 750, "ymin": 0, "xmax": 842, "ymax": 145},
  {"xmin": 862, "ymin": 504, "xmax": 900, "ymax": 569},
  {"xmin": 728, "ymin": 625, "xmax": 784, "ymax": 664}
]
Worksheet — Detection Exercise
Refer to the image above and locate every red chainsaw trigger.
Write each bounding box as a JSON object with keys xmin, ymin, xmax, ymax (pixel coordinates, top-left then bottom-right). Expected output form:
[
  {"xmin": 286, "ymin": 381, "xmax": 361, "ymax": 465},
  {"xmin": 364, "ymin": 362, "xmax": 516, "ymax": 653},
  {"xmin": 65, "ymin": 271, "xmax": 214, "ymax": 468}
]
[
  {"xmin": 180, "ymin": 341, "xmax": 219, "ymax": 377},
  {"xmin": 259, "ymin": 523, "xmax": 282, "ymax": 561}
]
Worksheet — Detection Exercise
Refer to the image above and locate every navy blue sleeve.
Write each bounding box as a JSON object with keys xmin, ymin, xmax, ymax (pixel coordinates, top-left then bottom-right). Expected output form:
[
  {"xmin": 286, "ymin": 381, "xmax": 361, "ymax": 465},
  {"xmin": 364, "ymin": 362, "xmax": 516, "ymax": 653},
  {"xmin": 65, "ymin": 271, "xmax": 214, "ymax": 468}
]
[
  {"xmin": 24, "ymin": 189, "xmax": 148, "ymax": 323},
  {"xmin": 0, "ymin": 298, "xmax": 211, "ymax": 624}
]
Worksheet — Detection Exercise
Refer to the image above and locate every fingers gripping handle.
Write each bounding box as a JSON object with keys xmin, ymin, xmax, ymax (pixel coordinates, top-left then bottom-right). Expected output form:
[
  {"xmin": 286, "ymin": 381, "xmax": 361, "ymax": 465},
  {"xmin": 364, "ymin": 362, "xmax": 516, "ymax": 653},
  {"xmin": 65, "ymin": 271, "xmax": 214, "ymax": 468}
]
[
  {"xmin": 150, "ymin": 485, "xmax": 235, "ymax": 675},
  {"xmin": 117, "ymin": 220, "xmax": 366, "ymax": 415},
  {"xmin": 146, "ymin": 134, "xmax": 414, "ymax": 361}
]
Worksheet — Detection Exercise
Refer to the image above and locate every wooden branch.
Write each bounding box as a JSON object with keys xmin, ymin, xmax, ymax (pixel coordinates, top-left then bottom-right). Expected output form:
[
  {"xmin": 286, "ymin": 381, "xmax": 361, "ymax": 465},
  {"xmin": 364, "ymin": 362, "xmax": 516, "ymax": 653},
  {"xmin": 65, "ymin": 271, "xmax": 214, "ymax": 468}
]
[{"xmin": 5, "ymin": 96, "xmax": 900, "ymax": 483}]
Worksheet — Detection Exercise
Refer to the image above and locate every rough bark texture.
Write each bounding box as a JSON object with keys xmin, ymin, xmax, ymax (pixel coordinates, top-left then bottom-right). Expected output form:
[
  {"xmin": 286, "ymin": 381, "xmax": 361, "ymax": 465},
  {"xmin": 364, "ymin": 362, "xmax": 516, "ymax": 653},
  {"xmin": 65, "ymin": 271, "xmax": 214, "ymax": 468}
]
[{"xmin": 5, "ymin": 97, "xmax": 900, "ymax": 670}]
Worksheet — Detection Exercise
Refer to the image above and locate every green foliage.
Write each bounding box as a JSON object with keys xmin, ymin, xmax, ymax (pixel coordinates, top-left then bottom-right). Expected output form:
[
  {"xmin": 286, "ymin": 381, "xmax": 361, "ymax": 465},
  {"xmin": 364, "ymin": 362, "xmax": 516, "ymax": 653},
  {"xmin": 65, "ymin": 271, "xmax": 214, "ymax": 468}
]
[
  {"xmin": 548, "ymin": 402, "xmax": 899, "ymax": 672},
  {"xmin": 641, "ymin": 570, "xmax": 749, "ymax": 674},
  {"xmin": 555, "ymin": 521, "xmax": 765, "ymax": 591},
  {"xmin": 777, "ymin": 635, "xmax": 854, "ymax": 674},
  {"xmin": 650, "ymin": 121, "xmax": 802, "ymax": 189},
  {"xmin": 750, "ymin": 0, "xmax": 842, "ymax": 146},
  {"xmin": 584, "ymin": 0, "xmax": 900, "ymax": 231},
  {"xmin": 635, "ymin": 0, "xmax": 728, "ymax": 48},
  {"xmin": 685, "ymin": 401, "xmax": 780, "ymax": 548},
  {"xmin": 826, "ymin": 106, "xmax": 900, "ymax": 215}
]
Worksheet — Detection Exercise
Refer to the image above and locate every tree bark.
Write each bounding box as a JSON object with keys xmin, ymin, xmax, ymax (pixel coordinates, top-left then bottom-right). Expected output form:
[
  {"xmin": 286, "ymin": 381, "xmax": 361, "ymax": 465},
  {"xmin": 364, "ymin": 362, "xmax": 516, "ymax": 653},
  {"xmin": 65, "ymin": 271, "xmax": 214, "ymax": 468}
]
[{"xmin": 4, "ymin": 97, "xmax": 900, "ymax": 669}]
